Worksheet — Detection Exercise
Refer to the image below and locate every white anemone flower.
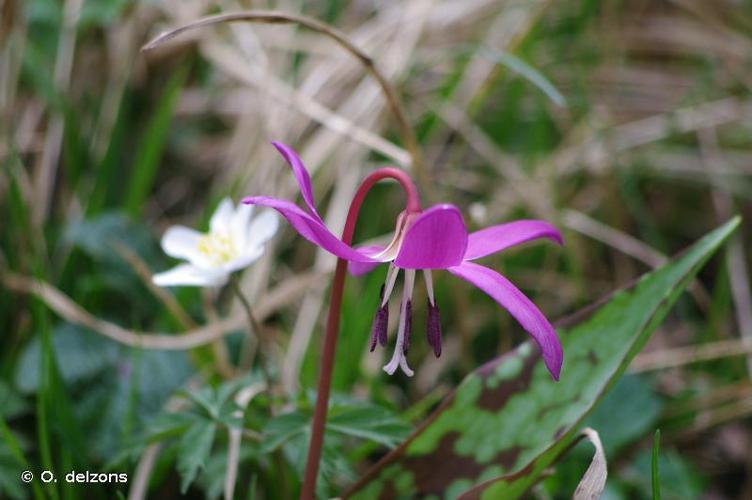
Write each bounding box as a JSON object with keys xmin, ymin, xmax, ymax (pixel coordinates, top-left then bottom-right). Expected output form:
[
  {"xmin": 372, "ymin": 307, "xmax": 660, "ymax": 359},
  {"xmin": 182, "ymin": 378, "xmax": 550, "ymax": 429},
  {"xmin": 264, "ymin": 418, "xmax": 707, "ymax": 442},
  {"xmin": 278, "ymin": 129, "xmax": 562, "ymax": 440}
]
[{"xmin": 153, "ymin": 198, "xmax": 279, "ymax": 287}]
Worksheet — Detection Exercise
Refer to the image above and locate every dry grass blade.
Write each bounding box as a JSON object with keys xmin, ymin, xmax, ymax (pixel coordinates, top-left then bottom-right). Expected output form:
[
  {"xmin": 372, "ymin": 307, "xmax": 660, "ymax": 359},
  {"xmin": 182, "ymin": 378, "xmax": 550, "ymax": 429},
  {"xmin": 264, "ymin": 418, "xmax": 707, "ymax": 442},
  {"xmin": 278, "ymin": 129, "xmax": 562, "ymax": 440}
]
[
  {"xmin": 562, "ymin": 209, "xmax": 710, "ymax": 309},
  {"xmin": 562, "ymin": 209, "xmax": 667, "ymax": 267},
  {"xmin": 684, "ymin": 398, "xmax": 752, "ymax": 435},
  {"xmin": 225, "ymin": 382, "xmax": 266, "ymax": 500},
  {"xmin": 32, "ymin": 0, "xmax": 82, "ymax": 226},
  {"xmin": 554, "ymin": 98, "xmax": 752, "ymax": 176},
  {"xmin": 128, "ymin": 444, "xmax": 160, "ymax": 500},
  {"xmin": 113, "ymin": 243, "xmax": 196, "ymax": 329},
  {"xmin": 200, "ymin": 41, "xmax": 410, "ymax": 167},
  {"xmin": 127, "ymin": 377, "xmax": 202, "ymax": 500},
  {"xmin": 141, "ymin": 10, "xmax": 428, "ymax": 188},
  {"xmin": 631, "ymin": 337, "xmax": 752, "ymax": 372},
  {"xmin": 699, "ymin": 127, "xmax": 752, "ymax": 376},
  {"xmin": 3, "ymin": 269, "xmax": 324, "ymax": 350}
]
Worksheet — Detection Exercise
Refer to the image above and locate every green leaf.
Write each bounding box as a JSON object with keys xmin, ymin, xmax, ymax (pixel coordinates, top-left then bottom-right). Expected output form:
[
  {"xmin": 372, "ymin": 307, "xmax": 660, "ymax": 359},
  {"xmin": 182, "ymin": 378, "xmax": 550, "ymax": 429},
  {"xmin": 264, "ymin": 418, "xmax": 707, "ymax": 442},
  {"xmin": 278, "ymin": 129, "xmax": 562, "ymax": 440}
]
[
  {"xmin": 477, "ymin": 48, "xmax": 566, "ymax": 107},
  {"xmin": 345, "ymin": 217, "xmax": 739, "ymax": 499},
  {"xmin": 178, "ymin": 374, "xmax": 259, "ymax": 425},
  {"xmin": 176, "ymin": 419, "xmax": 216, "ymax": 494},
  {"xmin": 123, "ymin": 64, "xmax": 187, "ymax": 217},
  {"xmin": 64, "ymin": 212, "xmax": 160, "ymax": 266},
  {"xmin": 15, "ymin": 324, "xmax": 119, "ymax": 393},
  {"xmin": 652, "ymin": 430, "xmax": 661, "ymax": 500},
  {"xmin": 629, "ymin": 448, "xmax": 703, "ymax": 500},
  {"xmin": 0, "ymin": 381, "xmax": 28, "ymax": 420},
  {"xmin": 262, "ymin": 412, "xmax": 309, "ymax": 453},
  {"xmin": 584, "ymin": 374, "xmax": 662, "ymax": 457},
  {"xmin": 327, "ymin": 405, "xmax": 411, "ymax": 448}
]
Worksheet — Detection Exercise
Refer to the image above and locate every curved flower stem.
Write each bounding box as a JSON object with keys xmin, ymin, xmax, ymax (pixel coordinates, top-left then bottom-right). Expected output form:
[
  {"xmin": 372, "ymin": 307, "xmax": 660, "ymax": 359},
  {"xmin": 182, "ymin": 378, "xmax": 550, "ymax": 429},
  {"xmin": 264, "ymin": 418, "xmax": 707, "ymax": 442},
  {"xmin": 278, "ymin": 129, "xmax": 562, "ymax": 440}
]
[
  {"xmin": 229, "ymin": 279, "xmax": 273, "ymax": 391},
  {"xmin": 141, "ymin": 11, "xmax": 430, "ymax": 191},
  {"xmin": 300, "ymin": 168, "xmax": 420, "ymax": 500}
]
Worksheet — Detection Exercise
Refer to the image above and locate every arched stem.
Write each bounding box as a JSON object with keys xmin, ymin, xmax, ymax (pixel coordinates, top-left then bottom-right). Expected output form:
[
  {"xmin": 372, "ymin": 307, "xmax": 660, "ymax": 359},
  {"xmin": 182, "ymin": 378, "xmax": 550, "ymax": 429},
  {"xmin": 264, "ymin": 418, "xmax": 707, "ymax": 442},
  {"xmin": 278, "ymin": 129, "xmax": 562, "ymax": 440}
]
[
  {"xmin": 300, "ymin": 168, "xmax": 420, "ymax": 499},
  {"xmin": 142, "ymin": 10, "xmax": 429, "ymax": 189}
]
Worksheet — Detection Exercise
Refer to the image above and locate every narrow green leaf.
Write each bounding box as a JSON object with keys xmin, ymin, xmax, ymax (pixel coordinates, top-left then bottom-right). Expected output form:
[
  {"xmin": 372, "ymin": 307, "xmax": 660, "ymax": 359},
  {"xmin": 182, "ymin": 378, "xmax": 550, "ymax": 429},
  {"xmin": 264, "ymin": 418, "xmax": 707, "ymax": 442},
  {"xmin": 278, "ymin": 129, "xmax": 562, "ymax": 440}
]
[
  {"xmin": 123, "ymin": 64, "xmax": 187, "ymax": 216},
  {"xmin": 247, "ymin": 474, "xmax": 258, "ymax": 500},
  {"xmin": 478, "ymin": 47, "xmax": 566, "ymax": 107},
  {"xmin": 652, "ymin": 429, "xmax": 661, "ymax": 500},
  {"xmin": 346, "ymin": 217, "xmax": 739, "ymax": 499},
  {"xmin": 35, "ymin": 299, "xmax": 60, "ymax": 500},
  {"xmin": 86, "ymin": 88, "xmax": 132, "ymax": 215},
  {"xmin": 176, "ymin": 419, "xmax": 216, "ymax": 494},
  {"xmin": 0, "ymin": 418, "xmax": 45, "ymax": 500}
]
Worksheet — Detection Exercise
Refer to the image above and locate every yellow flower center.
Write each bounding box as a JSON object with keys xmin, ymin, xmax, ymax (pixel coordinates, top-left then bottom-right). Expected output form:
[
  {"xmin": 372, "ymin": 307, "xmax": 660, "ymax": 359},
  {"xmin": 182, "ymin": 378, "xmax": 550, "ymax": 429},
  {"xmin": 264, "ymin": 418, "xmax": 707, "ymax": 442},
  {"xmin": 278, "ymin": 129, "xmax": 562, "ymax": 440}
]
[{"xmin": 197, "ymin": 232, "xmax": 237, "ymax": 265}]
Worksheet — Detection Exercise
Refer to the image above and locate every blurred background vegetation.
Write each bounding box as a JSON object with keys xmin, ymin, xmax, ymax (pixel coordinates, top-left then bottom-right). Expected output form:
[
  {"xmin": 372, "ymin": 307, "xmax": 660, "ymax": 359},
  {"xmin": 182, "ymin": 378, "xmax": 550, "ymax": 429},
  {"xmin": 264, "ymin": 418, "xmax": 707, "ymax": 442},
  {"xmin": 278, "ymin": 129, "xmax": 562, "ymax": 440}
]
[{"xmin": 2, "ymin": 0, "xmax": 752, "ymax": 498}]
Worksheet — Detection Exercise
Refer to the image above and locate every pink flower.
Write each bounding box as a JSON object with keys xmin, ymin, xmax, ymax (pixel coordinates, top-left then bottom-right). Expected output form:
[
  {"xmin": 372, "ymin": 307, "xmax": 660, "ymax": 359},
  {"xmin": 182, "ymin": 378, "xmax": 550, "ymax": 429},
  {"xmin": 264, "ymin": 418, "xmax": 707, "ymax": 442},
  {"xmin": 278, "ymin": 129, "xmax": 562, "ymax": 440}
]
[{"xmin": 244, "ymin": 143, "xmax": 564, "ymax": 380}]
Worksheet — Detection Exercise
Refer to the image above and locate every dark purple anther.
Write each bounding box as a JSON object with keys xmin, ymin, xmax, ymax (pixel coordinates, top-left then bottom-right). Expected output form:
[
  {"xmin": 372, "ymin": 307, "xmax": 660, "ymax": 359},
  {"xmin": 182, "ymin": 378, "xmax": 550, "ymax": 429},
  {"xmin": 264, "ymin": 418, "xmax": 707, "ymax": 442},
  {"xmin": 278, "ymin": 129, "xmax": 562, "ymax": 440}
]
[
  {"xmin": 426, "ymin": 300, "xmax": 442, "ymax": 357},
  {"xmin": 369, "ymin": 305, "xmax": 388, "ymax": 352},
  {"xmin": 403, "ymin": 300, "xmax": 412, "ymax": 353}
]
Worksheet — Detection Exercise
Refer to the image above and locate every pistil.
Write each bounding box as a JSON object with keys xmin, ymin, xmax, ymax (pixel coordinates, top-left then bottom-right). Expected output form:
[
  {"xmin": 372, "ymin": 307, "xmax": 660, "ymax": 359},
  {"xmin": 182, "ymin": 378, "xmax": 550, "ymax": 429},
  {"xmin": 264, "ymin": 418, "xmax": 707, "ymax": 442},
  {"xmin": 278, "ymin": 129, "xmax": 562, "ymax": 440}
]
[{"xmin": 383, "ymin": 269, "xmax": 415, "ymax": 376}]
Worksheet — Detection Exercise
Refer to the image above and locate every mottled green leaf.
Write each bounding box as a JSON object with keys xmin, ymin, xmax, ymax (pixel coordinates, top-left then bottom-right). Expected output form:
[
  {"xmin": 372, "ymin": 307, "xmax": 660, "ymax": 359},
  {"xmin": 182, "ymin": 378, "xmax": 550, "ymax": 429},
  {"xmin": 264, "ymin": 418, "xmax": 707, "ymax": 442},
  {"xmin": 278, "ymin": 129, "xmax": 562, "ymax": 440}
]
[{"xmin": 346, "ymin": 217, "xmax": 739, "ymax": 499}]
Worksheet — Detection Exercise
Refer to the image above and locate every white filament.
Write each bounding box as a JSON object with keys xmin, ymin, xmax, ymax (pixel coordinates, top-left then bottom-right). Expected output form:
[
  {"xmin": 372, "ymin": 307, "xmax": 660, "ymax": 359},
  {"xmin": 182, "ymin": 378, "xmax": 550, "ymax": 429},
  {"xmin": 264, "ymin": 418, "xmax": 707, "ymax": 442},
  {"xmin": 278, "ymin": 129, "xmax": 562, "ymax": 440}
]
[
  {"xmin": 381, "ymin": 263, "xmax": 400, "ymax": 307},
  {"xmin": 423, "ymin": 270, "xmax": 435, "ymax": 306},
  {"xmin": 383, "ymin": 269, "xmax": 416, "ymax": 376}
]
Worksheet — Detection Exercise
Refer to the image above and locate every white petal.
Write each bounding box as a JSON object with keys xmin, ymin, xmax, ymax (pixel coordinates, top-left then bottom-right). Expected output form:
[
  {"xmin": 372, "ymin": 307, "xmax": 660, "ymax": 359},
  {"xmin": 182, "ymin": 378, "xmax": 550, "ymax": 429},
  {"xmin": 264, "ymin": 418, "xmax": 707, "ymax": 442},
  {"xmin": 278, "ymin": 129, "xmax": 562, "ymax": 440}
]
[
  {"xmin": 161, "ymin": 226, "xmax": 210, "ymax": 267},
  {"xmin": 246, "ymin": 210, "xmax": 279, "ymax": 250},
  {"xmin": 221, "ymin": 246, "xmax": 265, "ymax": 274},
  {"xmin": 231, "ymin": 202, "xmax": 254, "ymax": 248},
  {"xmin": 210, "ymin": 197, "xmax": 235, "ymax": 236},
  {"xmin": 153, "ymin": 264, "xmax": 228, "ymax": 288}
]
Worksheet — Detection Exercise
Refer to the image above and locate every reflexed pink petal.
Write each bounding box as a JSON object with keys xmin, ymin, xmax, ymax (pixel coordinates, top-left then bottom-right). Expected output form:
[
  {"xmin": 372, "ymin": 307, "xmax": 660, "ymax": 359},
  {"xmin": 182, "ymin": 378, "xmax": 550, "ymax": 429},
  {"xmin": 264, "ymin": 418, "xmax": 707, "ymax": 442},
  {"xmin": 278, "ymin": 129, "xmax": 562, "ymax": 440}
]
[
  {"xmin": 271, "ymin": 142, "xmax": 322, "ymax": 221},
  {"xmin": 448, "ymin": 261, "xmax": 563, "ymax": 380},
  {"xmin": 243, "ymin": 196, "xmax": 376, "ymax": 263},
  {"xmin": 348, "ymin": 244, "xmax": 386, "ymax": 275},
  {"xmin": 464, "ymin": 220, "xmax": 563, "ymax": 260},
  {"xmin": 394, "ymin": 204, "xmax": 468, "ymax": 269}
]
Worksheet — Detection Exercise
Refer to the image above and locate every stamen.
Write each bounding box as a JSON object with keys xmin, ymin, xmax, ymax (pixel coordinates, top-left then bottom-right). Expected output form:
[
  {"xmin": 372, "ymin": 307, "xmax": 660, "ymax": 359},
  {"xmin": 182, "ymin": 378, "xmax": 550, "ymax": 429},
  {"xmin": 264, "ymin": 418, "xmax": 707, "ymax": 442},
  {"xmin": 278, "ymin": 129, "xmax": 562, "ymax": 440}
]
[
  {"xmin": 383, "ymin": 270, "xmax": 416, "ymax": 376},
  {"xmin": 381, "ymin": 264, "xmax": 400, "ymax": 307},
  {"xmin": 369, "ymin": 266, "xmax": 400, "ymax": 352},
  {"xmin": 379, "ymin": 283, "xmax": 388, "ymax": 348},
  {"xmin": 423, "ymin": 270, "xmax": 435, "ymax": 305},
  {"xmin": 426, "ymin": 300, "xmax": 442, "ymax": 357},
  {"xmin": 369, "ymin": 304, "xmax": 388, "ymax": 352}
]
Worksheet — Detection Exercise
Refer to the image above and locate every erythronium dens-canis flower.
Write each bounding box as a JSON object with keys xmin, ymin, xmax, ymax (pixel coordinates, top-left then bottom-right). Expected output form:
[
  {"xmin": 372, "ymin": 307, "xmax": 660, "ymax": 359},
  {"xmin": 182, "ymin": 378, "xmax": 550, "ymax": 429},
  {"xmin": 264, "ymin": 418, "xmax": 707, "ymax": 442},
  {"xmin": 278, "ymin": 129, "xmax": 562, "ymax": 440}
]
[{"xmin": 243, "ymin": 142, "xmax": 564, "ymax": 379}]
